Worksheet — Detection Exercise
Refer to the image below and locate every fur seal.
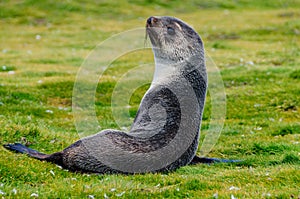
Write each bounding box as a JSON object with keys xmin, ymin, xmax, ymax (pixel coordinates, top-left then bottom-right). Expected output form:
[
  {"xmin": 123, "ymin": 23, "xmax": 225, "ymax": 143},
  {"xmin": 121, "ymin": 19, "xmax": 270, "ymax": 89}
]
[{"xmin": 4, "ymin": 16, "xmax": 237, "ymax": 174}]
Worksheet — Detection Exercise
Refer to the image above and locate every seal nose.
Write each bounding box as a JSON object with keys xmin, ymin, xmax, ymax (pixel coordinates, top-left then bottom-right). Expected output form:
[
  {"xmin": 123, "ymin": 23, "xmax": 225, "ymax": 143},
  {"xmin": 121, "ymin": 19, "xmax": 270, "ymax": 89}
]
[
  {"xmin": 147, "ymin": 16, "xmax": 158, "ymax": 27},
  {"xmin": 147, "ymin": 17, "xmax": 152, "ymax": 25}
]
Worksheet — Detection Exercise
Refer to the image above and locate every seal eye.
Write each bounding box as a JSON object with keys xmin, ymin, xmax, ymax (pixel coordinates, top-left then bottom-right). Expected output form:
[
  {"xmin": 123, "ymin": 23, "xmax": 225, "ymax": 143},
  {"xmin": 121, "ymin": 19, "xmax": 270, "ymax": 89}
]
[{"xmin": 167, "ymin": 27, "xmax": 175, "ymax": 35}]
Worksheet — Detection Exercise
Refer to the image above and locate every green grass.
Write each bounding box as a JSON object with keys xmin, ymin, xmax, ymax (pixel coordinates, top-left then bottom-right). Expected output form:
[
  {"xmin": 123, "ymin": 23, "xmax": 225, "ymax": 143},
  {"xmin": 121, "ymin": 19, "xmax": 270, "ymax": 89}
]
[{"xmin": 1, "ymin": 0, "xmax": 300, "ymax": 198}]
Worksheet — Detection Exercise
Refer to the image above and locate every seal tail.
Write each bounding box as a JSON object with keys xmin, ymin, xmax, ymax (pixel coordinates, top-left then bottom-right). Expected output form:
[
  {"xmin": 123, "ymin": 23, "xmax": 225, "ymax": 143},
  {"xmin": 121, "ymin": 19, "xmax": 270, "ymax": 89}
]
[
  {"xmin": 3, "ymin": 143, "xmax": 63, "ymax": 165},
  {"xmin": 190, "ymin": 155, "xmax": 241, "ymax": 164}
]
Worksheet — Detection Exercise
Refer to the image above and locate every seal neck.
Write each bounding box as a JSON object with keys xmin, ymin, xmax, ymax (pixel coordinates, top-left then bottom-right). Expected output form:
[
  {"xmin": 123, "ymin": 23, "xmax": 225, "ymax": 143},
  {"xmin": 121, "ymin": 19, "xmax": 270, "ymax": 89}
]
[{"xmin": 151, "ymin": 58, "xmax": 177, "ymax": 85}]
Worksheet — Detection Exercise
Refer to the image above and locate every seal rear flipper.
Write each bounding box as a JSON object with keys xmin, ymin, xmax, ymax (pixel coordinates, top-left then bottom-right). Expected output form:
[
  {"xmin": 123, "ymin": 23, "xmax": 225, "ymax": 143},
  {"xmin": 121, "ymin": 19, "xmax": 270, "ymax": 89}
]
[
  {"xmin": 4, "ymin": 143, "xmax": 43, "ymax": 155},
  {"xmin": 3, "ymin": 143, "xmax": 62, "ymax": 164},
  {"xmin": 190, "ymin": 155, "xmax": 241, "ymax": 164}
]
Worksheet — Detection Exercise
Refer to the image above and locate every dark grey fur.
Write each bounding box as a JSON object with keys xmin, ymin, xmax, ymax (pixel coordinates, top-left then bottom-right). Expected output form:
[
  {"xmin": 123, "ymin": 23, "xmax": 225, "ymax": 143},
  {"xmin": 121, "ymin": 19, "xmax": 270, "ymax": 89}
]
[{"xmin": 4, "ymin": 16, "xmax": 236, "ymax": 174}]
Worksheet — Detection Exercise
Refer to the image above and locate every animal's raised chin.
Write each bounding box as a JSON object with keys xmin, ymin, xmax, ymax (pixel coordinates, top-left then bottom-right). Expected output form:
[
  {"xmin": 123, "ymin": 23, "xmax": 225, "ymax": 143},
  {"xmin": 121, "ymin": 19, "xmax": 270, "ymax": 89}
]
[{"xmin": 145, "ymin": 16, "xmax": 164, "ymax": 48}]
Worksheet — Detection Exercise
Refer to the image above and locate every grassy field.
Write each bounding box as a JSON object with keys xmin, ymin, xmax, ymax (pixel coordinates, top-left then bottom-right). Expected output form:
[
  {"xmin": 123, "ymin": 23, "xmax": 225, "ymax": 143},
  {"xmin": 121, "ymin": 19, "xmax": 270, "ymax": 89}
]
[{"xmin": 1, "ymin": 0, "xmax": 300, "ymax": 198}]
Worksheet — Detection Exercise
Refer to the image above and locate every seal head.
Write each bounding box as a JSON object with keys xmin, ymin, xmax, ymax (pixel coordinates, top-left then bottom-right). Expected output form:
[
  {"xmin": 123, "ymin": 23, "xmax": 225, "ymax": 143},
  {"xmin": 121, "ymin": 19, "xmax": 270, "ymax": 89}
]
[{"xmin": 146, "ymin": 16, "xmax": 204, "ymax": 63}]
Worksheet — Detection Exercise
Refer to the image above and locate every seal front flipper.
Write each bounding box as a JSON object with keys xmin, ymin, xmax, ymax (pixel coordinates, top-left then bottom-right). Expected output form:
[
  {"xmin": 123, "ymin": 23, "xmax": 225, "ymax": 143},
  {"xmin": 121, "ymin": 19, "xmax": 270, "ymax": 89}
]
[
  {"xmin": 189, "ymin": 155, "xmax": 241, "ymax": 164},
  {"xmin": 3, "ymin": 143, "xmax": 63, "ymax": 165}
]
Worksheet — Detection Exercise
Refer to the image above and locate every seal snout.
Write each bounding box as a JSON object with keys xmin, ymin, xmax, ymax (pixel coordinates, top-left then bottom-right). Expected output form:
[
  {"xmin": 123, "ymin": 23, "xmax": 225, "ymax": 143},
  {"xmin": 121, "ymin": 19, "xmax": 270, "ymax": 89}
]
[
  {"xmin": 146, "ymin": 16, "xmax": 161, "ymax": 47},
  {"xmin": 146, "ymin": 16, "xmax": 159, "ymax": 27}
]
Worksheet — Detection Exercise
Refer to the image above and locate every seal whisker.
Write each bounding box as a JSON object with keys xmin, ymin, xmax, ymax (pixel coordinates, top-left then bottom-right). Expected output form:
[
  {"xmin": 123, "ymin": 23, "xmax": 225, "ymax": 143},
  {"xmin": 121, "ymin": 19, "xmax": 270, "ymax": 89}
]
[{"xmin": 144, "ymin": 29, "xmax": 148, "ymax": 48}]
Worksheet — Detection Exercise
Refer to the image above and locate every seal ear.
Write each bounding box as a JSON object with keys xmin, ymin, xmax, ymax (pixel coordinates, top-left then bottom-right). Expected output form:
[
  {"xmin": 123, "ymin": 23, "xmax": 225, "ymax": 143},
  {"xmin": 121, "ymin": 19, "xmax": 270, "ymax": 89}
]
[{"xmin": 173, "ymin": 22, "xmax": 182, "ymax": 31}]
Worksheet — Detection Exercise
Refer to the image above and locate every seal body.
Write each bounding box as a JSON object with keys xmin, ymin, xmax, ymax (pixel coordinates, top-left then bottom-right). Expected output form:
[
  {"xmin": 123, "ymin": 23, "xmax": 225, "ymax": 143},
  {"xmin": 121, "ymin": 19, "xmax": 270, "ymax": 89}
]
[{"xmin": 4, "ymin": 16, "xmax": 210, "ymax": 174}]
